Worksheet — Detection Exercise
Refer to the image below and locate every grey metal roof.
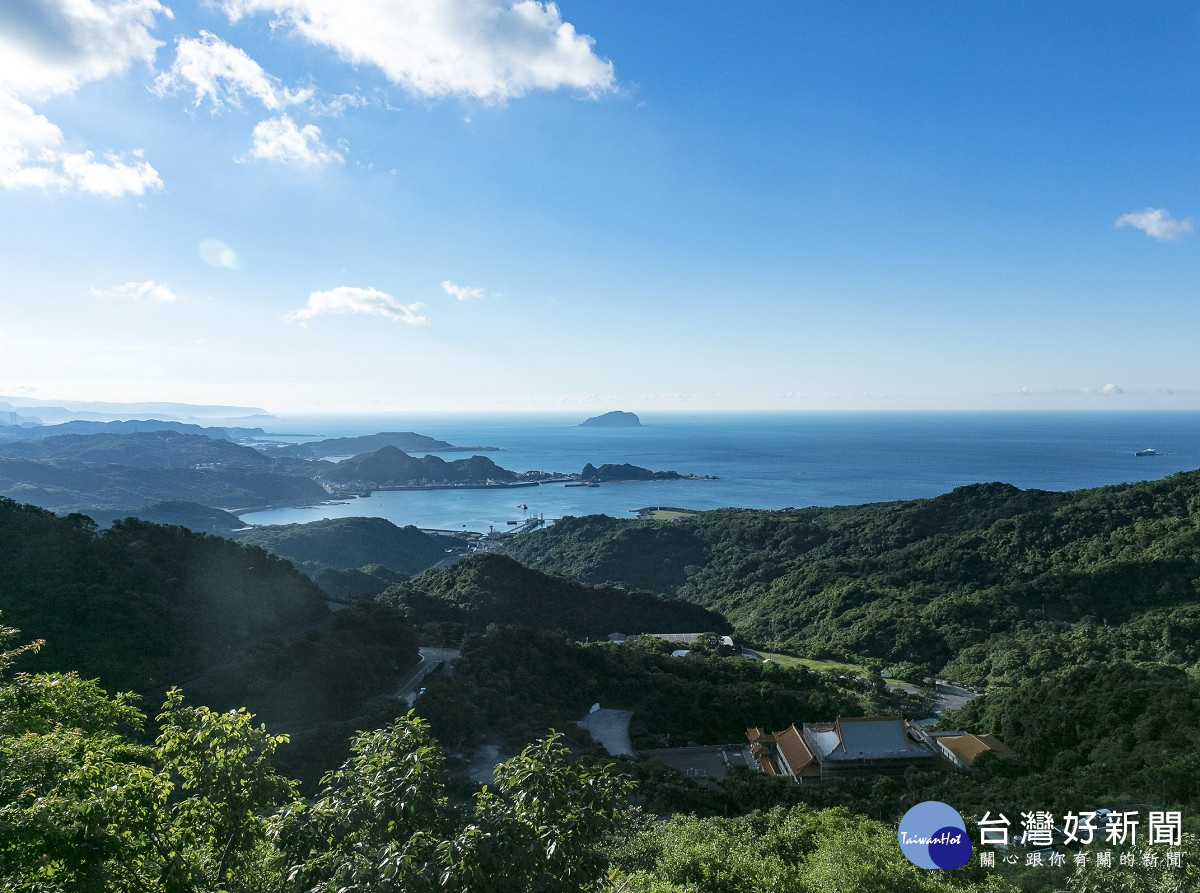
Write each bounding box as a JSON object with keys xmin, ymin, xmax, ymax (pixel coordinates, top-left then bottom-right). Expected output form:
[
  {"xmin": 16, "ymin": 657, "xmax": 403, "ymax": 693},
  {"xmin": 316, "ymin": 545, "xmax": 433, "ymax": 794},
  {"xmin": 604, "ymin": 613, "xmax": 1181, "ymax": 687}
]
[{"xmin": 826, "ymin": 717, "xmax": 931, "ymax": 761}]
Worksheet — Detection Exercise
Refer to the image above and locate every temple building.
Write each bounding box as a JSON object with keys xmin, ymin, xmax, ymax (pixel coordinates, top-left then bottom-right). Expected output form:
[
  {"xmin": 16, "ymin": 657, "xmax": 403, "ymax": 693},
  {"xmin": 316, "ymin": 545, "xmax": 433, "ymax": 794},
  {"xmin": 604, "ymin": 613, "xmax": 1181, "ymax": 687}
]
[{"xmin": 747, "ymin": 715, "xmax": 937, "ymax": 782}]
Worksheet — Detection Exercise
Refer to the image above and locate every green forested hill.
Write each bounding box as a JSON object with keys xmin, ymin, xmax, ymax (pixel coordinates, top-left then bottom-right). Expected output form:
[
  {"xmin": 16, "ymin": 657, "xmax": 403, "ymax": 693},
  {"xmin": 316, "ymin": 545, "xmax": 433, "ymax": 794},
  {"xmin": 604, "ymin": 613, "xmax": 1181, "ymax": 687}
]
[
  {"xmin": 415, "ymin": 626, "xmax": 891, "ymax": 752},
  {"xmin": 0, "ymin": 498, "xmax": 327, "ymax": 692},
  {"xmin": 0, "ymin": 431, "xmax": 329, "ymax": 513},
  {"xmin": 0, "ymin": 430, "xmax": 272, "ymax": 467},
  {"xmin": 322, "ymin": 446, "xmax": 516, "ymax": 485},
  {"xmin": 273, "ymin": 430, "xmax": 498, "ymax": 457},
  {"xmin": 378, "ymin": 552, "xmax": 729, "ymax": 641},
  {"xmin": 238, "ymin": 516, "xmax": 454, "ymax": 578},
  {"xmin": 87, "ymin": 500, "xmax": 246, "ymax": 534},
  {"xmin": 0, "ymin": 498, "xmax": 418, "ymax": 730},
  {"xmin": 503, "ymin": 472, "xmax": 1200, "ymax": 681}
]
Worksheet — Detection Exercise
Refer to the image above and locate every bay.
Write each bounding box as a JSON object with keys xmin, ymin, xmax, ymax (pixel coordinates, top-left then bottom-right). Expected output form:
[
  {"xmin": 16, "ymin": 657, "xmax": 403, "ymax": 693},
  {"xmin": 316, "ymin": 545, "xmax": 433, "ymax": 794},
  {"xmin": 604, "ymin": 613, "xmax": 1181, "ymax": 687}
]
[{"xmin": 238, "ymin": 411, "xmax": 1200, "ymax": 533}]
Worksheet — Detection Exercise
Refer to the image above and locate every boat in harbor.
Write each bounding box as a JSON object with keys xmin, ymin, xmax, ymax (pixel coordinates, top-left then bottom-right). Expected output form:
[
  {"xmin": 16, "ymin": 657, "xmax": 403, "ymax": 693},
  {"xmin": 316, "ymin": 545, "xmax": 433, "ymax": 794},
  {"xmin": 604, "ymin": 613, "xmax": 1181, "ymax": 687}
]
[{"xmin": 1135, "ymin": 447, "xmax": 1158, "ymax": 456}]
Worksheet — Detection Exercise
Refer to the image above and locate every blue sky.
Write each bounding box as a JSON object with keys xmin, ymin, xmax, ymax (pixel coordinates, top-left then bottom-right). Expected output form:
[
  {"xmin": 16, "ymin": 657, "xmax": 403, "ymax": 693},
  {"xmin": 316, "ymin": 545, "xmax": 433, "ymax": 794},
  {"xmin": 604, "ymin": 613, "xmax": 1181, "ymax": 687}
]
[{"xmin": 2, "ymin": 1, "xmax": 1198, "ymax": 413}]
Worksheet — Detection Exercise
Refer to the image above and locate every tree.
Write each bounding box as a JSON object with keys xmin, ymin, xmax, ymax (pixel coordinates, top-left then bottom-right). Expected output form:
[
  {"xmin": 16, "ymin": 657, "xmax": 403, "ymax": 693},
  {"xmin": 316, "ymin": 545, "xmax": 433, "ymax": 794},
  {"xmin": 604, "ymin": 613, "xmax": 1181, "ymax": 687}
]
[
  {"xmin": 154, "ymin": 688, "xmax": 296, "ymax": 892},
  {"xmin": 0, "ymin": 617, "xmax": 295, "ymax": 893},
  {"xmin": 272, "ymin": 718, "xmax": 634, "ymax": 893},
  {"xmin": 269, "ymin": 715, "xmax": 451, "ymax": 893},
  {"xmin": 442, "ymin": 734, "xmax": 636, "ymax": 893}
]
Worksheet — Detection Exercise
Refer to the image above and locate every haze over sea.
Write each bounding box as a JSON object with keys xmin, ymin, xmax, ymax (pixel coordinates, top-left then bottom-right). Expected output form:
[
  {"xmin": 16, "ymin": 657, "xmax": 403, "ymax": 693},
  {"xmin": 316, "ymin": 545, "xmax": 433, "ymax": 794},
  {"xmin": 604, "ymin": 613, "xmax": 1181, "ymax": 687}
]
[{"xmin": 239, "ymin": 412, "xmax": 1200, "ymax": 533}]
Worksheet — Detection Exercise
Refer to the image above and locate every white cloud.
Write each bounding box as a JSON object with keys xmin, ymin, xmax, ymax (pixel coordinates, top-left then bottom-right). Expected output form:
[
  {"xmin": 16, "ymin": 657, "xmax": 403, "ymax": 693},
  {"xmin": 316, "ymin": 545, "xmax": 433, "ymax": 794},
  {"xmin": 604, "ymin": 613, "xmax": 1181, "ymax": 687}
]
[
  {"xmin": 0, "ymin": 91, "xmax": 65, "ymax": 190},
  {"xmin": 0, "ymin": 0, "xmax": 168, "ymax": 196},
  {"xmin": 285, "ymin": 286, "xmax": 429, "ymax": 324},
  {"xmin": 221, "ymin": 0, "xmax": 616, "ymax": 102},
  {"xmin": 0, "ymin": 0, "xmax": 168, "ymax": 98},
  {"xmin": 91, "ymin": 280, "xmax": 180, "ymax": 302},
  {"xmin": 1115, "ymin": 207, "xmax": 1193, "ymax": 241},
  {"xmin": 0, "ymin": 92, "xmax": 162, "ymax": 195},
  {"xmin": 242, "ymin": 114, "xmax": 343, "ymax": 166},
  {"xmin": 58, "ymin": 147, "xmax": 161, "ymax": 196},
  {"xmin": 154, "ymin": 31, "xmax": 313, "ymax": 111},
  {"xmin": 309, "ymin": 92, "xmax": 368, "ymax": 116},
  {"xmin": 441, "ymin": 279, "xmax": 487, "ymax": 301},
  {"xmin": 1100, "ymin": 383, "xmax": 1124, "ymax": 395}
]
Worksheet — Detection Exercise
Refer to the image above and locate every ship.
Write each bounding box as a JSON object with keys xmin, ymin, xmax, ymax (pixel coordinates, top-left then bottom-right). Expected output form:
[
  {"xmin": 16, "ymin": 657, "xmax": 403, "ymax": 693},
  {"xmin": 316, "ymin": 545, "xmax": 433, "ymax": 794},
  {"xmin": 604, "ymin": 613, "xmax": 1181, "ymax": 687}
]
[{"xmin": 1134, "ymin": 447, "xmax": 1158, "ymax": 457}]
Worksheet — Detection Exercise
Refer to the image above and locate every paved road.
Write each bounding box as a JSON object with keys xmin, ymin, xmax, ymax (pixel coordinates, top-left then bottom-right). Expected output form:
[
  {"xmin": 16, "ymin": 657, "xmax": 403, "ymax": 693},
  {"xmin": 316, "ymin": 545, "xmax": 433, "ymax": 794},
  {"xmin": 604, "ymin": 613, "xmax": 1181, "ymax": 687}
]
[
  {"xmin": 932, "ymin": 682, "xmax": 981, "ymax": 714},
  {"xmin": 391, "ymin": 647, "xmax": 461, "ymax": 700},
  {"xmin": 269, "ymin": 647, "xmax": 459, "ymax": 737}
]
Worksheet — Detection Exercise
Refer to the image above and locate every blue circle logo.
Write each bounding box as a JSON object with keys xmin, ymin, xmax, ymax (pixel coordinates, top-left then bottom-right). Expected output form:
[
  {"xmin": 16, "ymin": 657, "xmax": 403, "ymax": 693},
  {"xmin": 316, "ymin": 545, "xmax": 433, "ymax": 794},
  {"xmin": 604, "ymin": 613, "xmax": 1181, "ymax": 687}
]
[{"xmin": 898, "ymin": 801, "xmax": 972, "ymax": 870}]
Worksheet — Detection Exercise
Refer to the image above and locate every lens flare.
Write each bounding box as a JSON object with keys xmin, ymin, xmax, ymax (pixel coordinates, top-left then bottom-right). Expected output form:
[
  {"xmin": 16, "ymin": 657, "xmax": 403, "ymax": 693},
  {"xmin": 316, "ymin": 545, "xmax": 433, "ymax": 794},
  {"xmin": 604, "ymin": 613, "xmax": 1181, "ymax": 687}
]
[{"xmin": 199, "ymin": 239, "xmax": 240, "ymax": 270}]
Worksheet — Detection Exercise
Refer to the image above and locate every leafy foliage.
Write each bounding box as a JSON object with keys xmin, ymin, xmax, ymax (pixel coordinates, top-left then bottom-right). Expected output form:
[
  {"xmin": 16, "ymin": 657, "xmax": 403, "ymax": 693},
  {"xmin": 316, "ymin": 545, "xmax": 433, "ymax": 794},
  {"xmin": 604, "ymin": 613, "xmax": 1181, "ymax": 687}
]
[
  {"xmin": 612, "ymin": 804, "xmax": 1004, "ymax": 893},
  {"xmin": 274, "ymin": 719, "xmax": 634, "ymax": 893},
  {"xmin": 0, "ymin": 499, "xmax": 422, "ymax": 788},
  {"xmin": 270, "ymin": 715, "xmax": 452, "ymax": 892},
  {"xmin": 0, "ymin": 624, "xmax": 294, "ymax": 893},
  {"xmin": 191, "ymin": 600, "xmax": 419, "ymax": 726},
  {"xmin": 946, "ymin": 661, "xmax": 1200, "ymax": 811},
  {"xmin": 0, "ymin": 623, "xmax": 636, "ymax": 893}
]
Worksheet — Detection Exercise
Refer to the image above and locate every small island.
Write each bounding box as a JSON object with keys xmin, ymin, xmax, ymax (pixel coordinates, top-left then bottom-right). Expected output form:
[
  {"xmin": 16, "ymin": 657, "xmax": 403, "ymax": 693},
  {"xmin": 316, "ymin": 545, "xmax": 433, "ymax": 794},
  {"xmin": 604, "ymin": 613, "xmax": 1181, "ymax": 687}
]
[
  {"xmin": 580, "ymin": 463, "xmax": 716, "ymax": 482},
  {"xmin": 580, "ymin": 411, "xmax": 642, "ymax": 428}
]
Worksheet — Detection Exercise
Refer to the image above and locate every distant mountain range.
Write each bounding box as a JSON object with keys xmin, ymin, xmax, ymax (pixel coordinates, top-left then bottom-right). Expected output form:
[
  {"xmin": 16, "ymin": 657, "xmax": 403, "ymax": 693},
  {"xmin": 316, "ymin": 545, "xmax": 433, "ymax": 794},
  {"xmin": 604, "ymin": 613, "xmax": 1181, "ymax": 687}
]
[
  {"xmin": 0, "ymin": 396, "xmax": 271, "ymax": 425},
  {"xmin": 0, "ymin": 418, "xmax": 267, "ymax": 443},
  {"xmin": 0, "ymin": 427, "xmax": 707, "ymax": 522},
  {"xmin": 269, "ymin": 431, "xmax": 499, "ymax": 458},
  {"xmin": 0, "ymin": 431, "xmax": 327, "ymax": 514}
]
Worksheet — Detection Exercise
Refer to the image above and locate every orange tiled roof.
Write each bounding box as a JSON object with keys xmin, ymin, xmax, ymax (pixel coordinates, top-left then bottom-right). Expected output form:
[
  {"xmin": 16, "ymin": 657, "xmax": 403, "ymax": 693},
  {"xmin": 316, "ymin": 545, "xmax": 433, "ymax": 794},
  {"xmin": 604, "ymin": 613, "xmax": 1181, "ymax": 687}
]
[
  {"xmin": 939, "ymin": 733, "xmax": 1014, "ymax": 766},
  {"xmin": 746, "ymin": 727, "xmax": 771, "ymax": 744},
  {"xmin": 773, "ymin": 724, "xmax": 816, "ymax": 774}
]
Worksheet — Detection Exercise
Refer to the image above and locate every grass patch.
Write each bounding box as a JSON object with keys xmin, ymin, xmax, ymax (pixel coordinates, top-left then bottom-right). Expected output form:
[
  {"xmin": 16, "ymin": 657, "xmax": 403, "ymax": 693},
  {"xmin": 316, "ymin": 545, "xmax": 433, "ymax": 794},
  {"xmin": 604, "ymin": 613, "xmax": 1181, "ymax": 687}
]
[
  {"xmin": 758, "ymin": 652, "xmax": 869, "ymax": 677},
  {"xmin": 635, "ymin": 507, "xmax": 702, "ymax": 521},
  {"xmin": 646, "ymin": 509, "xmax": 698, "ymax": 521}
]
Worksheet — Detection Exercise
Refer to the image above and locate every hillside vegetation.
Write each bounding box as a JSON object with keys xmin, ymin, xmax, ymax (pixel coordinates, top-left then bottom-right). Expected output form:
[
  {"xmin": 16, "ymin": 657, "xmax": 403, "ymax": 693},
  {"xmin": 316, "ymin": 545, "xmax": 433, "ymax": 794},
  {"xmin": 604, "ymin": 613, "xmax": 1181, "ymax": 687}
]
[
  {"xmin": 239, "ymin": 516, "xmax": 456, "ymax": 591},
  {"xmin": 504, "ymin": 473, "xmax": 1200, "ymax": 683},
  {"xmin": 414, "ymin": 626, "xmax": 893, "ymax": 752},
  {"xmin": 0, "ymin": 431, "xmax": 327, "ymax": 512},
  {"xmin": 0, "ymin": 498, "xmax": 326, "ymax": 692},
  {"xmin": 272, "ymin": 430, "xmax": 497, "ymax": 457},
  {"xmin": 378, "ymin": 553, "xmax": 729, "ymax": 643},
  {"xmin": 5, "ymin": 460, "xmax": 1200, "ymax": 891},
  {"xmin": 0, "ymin": 498, "xmax": 418, "ymax": 738},
  {"xmin": 322, "ymin": 446, "xmax": 516, "ymax": 486}
]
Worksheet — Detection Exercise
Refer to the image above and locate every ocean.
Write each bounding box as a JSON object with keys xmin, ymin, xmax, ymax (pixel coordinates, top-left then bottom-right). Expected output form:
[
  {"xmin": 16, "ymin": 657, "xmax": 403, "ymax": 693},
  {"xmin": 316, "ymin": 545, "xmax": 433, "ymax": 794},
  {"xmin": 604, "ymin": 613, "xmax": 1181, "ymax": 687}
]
[{"xmin": 238, "ymin": 411, "xmax": 1200, "ymax": 533}]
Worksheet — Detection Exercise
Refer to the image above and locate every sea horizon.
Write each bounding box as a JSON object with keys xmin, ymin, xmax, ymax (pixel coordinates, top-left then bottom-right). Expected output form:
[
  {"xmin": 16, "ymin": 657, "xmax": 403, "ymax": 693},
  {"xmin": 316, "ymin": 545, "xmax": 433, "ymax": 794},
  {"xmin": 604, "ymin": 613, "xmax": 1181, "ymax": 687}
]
[{"xmin": 240, "ymin": 410, "xmax": 1200, "ymax": 533}]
